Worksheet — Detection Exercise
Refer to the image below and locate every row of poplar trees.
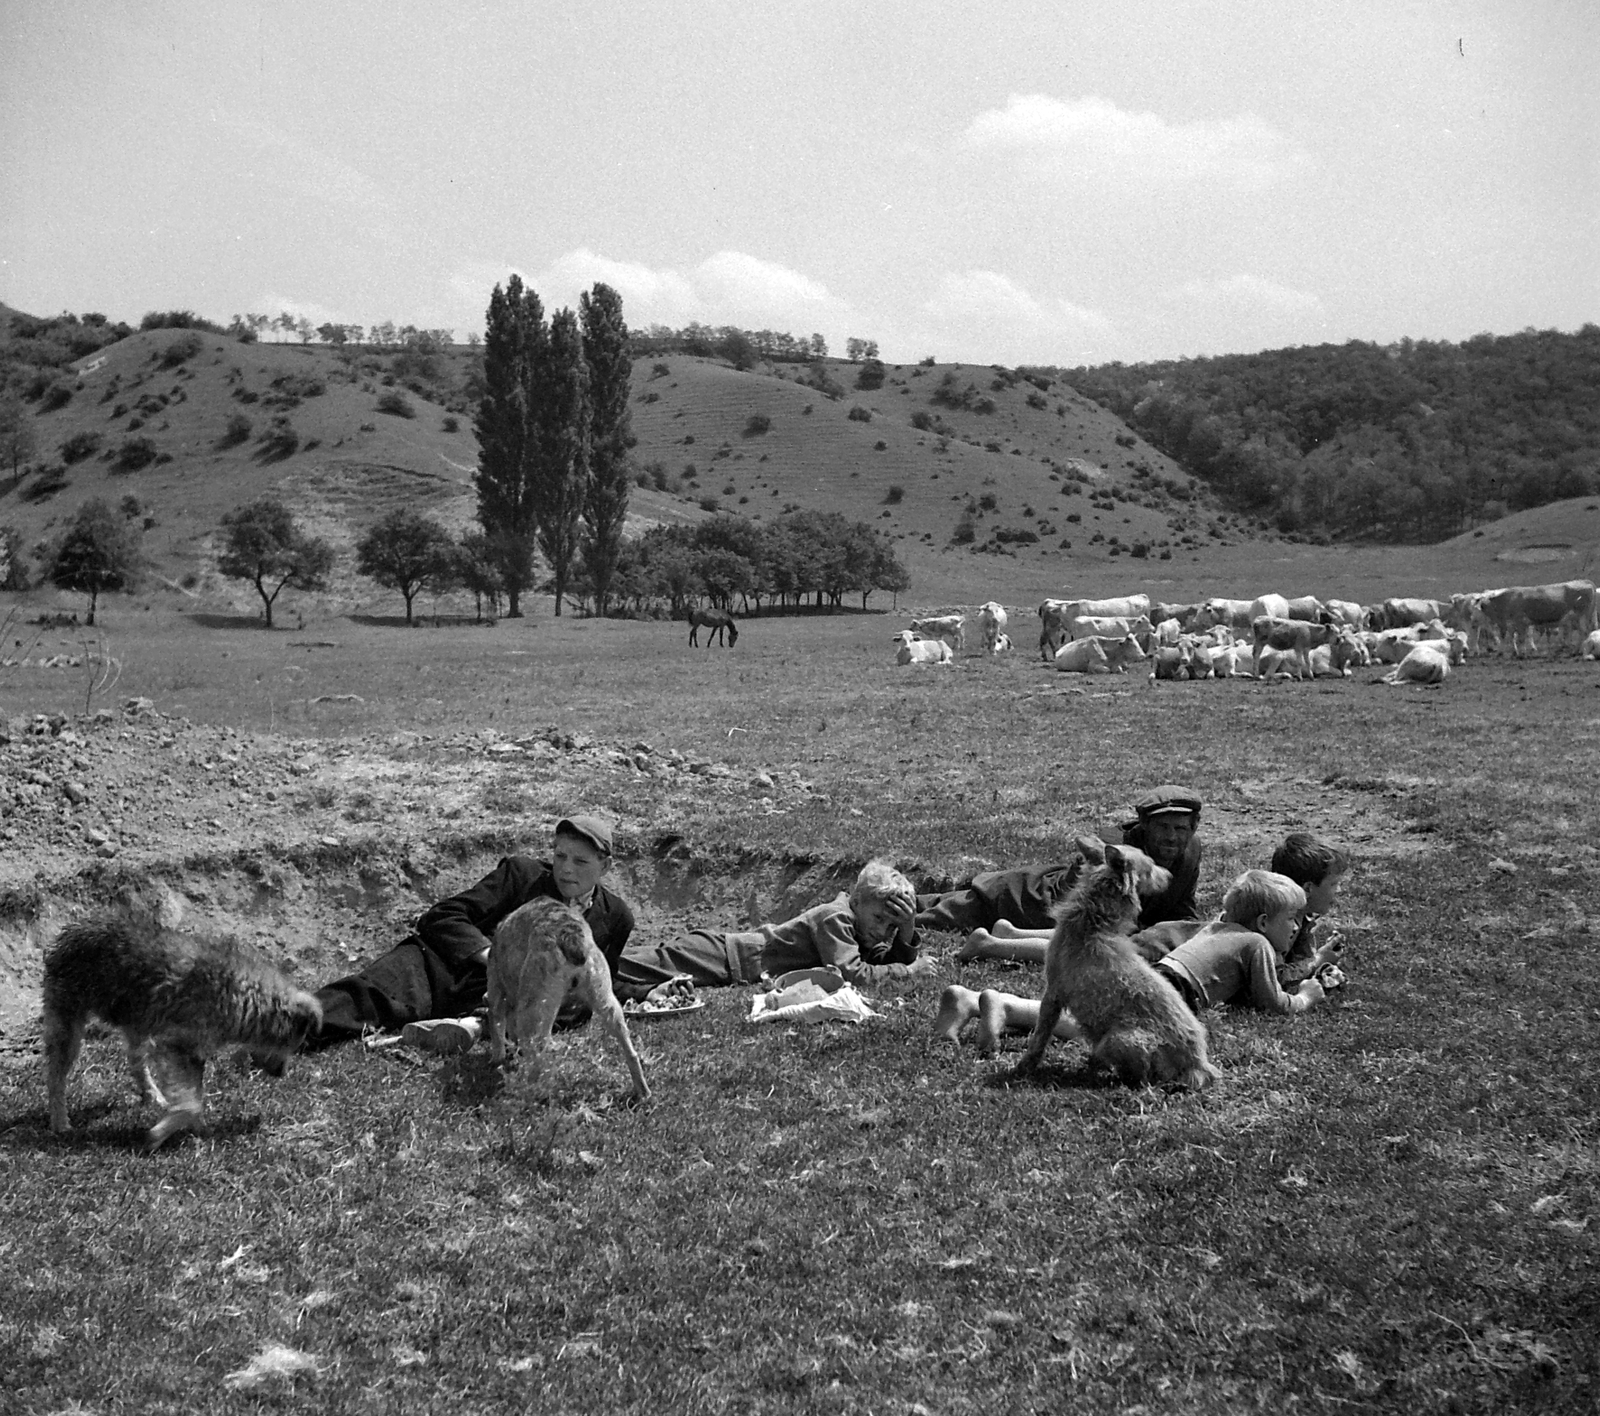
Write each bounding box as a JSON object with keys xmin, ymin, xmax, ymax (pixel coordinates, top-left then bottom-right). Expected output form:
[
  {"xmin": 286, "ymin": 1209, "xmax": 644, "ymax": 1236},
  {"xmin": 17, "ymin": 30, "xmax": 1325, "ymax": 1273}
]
[{"xmin": 474, "ymin": 276, "xmax": 633, "ymax": 616}]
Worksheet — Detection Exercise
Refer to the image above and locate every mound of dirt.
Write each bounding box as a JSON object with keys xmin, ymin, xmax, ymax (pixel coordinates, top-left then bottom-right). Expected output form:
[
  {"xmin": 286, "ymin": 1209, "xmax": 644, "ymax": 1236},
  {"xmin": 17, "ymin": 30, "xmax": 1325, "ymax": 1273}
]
[{"xmin": 0, "ymin": 702, "xmax": 848, "ymax": 1051}]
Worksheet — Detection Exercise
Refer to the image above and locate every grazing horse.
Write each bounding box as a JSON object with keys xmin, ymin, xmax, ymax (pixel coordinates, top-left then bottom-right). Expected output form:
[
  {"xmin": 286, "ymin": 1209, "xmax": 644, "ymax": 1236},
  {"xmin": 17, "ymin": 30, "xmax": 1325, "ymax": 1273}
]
[{"xmin": 689, "ymin": 608, "xmax": 739, "ymax": 647}]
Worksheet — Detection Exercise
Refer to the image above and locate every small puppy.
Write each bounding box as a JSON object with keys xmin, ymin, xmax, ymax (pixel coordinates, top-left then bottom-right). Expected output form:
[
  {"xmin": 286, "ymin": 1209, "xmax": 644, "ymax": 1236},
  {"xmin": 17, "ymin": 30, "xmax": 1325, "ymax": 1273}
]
[
  {"xmin": 44, "ymin": 910, "xmax": 321, "ymax": 1149},
  {"xmin": 486, "ymin": 897, "xmax": 650, "ymax": 1101},
  {"xmin": 1010, "ymin": 840, "xmax": 1219, "ymax": 1090}
]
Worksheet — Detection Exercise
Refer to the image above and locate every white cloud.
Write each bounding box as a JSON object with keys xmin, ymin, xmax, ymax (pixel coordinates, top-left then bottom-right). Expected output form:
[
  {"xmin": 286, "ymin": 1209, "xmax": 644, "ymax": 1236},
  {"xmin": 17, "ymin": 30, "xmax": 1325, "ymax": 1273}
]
[
  {"xmin": 962, "ymin": 94, "xmax": 1309, "ymax": 192},
  {"xmin": 915, "ymin": 270, "xmax": 1115, "ymax": 366},
  {"xmin": 447, "ymin": 248, "xmax": 856, "ymax": 341},
  {"xmin": 1163, "ymin": 273, "xmax": 1325, "ymax": 318}
]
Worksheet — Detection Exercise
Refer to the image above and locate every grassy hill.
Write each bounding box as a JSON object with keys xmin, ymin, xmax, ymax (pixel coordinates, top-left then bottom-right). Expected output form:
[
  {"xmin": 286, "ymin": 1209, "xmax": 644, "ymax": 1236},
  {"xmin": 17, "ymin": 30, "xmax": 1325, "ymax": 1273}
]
[
  {"xmin": 6, "ymin": 314, "xmax": 1597, "ymax": 622},
  {"xmin": 1, "ymin": 319, "xmax": 1269, "ymax": 614}
]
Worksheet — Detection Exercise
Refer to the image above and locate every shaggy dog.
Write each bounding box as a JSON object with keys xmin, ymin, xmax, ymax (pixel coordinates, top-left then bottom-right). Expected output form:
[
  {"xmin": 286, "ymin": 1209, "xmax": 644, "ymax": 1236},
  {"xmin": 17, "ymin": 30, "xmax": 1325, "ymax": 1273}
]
[
  {"xmin": 1010, "ymin": 840, "xmax": 1220, "ymax": 1090},
  {"xmin": 44, "ymin": 910, "xmax": 321, "ymax": 1149},
  {"xmin": 486, "ymin": 897, "xmax": 650, "ymax": 1101}
]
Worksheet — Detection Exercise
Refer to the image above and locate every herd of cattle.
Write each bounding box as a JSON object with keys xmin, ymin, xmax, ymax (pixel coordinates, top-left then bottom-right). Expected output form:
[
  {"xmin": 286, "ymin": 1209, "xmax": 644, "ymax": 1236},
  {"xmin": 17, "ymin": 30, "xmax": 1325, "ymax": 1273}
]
[{"xmin": 895, "ymin": 579, "xmax": 1600, "ymax": 685}]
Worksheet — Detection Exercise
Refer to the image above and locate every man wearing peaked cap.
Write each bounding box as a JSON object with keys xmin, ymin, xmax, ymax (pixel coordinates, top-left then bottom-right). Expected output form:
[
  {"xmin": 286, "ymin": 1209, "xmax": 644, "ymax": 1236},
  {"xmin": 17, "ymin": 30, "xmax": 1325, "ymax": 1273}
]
[
  {"xmin": 914, "ymin": 783, "xmax": 1204, "ymax": 938},
  {"xmin": 308, "ymin": 813, "xmax": 676, "ymax": 1051}
]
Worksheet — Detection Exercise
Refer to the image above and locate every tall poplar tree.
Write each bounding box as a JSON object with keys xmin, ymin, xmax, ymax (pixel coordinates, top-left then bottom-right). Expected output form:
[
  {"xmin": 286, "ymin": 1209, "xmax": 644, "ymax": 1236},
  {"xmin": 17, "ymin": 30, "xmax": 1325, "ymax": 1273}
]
[
  {"xmin": 579, "ymin": 283, "xmax": 633, "ymax": 616},
  {"xmin": 530, "ymin": 308, "xmax": 590, "ymax": 616},
  {"xmin": 473, "ymin": 275, "xmax": 545, "ymax": 617}
]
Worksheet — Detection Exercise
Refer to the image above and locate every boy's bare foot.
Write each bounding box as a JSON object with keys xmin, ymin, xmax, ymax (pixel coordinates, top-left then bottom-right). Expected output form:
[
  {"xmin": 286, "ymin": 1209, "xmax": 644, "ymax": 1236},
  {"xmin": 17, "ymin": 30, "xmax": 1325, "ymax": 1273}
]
[
  {"xmin": 932, "ymin": 984, "xmax": 981, "ymax": 1043},
  {"xmin": 976, "ymin": 990, "xmax": 1009, "ymax": 1057},
  {"xmin": 956, "ymin": 929, "xmax": 996, "ymax": 963}
]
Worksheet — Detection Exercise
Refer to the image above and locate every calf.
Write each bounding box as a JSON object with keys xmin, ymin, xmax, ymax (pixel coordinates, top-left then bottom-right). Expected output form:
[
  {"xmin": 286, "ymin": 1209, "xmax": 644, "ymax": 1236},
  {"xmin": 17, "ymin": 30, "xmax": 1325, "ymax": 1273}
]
[
  {"xmin": 1250, "ymin": 616, "xmax": 1338, "ymax": 678},
  {"xmin": 977, "ymin": 601, "xmax": 1008, "ymax": 654},
  {"xmin": 891, "ymin": 630, "xmax": 953, "ymax": 666},
  {"xmin": 1152, "ymin": 643, "xmax": 1194, "ymax": 680},
  {"xmin": 909, "ymin": 614, "xmax": 965, "ymax": 650}
]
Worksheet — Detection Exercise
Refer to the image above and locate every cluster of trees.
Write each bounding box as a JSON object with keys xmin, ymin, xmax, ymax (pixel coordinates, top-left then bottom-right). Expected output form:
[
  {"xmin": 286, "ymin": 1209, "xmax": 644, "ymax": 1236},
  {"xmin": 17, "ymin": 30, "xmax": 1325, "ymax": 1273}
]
[
  {"xmin": 224, "ymin": 314, "xmax": 460, "ymax": 350},
  {"xmin": 1059, "ymin": 326, "xmax": 1600, "ymax": 542},
  {"xmin": 603, "ymin": 511, "xmax": 909, "ymax": 618},
  {"xmin": 628, "ymin": 324, "xmax": 828, "ymax": 365},
  {"xmin": 467, "ymin": 277, "xmax": 635, "ymax": 617}
]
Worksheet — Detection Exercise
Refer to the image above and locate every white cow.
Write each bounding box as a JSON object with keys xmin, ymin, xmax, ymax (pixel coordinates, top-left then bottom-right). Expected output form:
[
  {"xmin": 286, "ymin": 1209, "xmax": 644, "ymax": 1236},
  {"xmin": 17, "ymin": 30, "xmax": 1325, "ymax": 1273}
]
[
  {"xmin": 1256, "ymin": 646, "xmax": 1308, "ymax": 680},
  {"xmin": 1055, "ymin": 635, "xmax": 1147, "ymax": 675},
  {"xmin": 977, "ymin": 601, "xmax": 1009, "ymax": 654},
  {"xmin": 1209, "ymin": 643, "xmax": 1253, "ymax": 678},
  {"xmin": 891, "ymin": 630, "xmax": 953, "ymax": 666},
  {"xmin": 1324, "ymin": 598, "xmax": 1367, "ymax": 631},
  {"xmin": 1477, "ymin": 580, "xmax": 1598, "ymax": 656},
  {"xmin": 1154, "ymin": 617, "xmax": 1183, "ymax": 647},
  {"xmin": 1383, "ymin": 642, "xmax": 1450, "ymax": 685},
  {"xmin": 1192, "ymin": 597, "xmax": 1257, "ymax": 633},
  {"xmin": 1284, "ymin": 595, "xmax": 1327, "ymax": 623},
  {"xmin": 909, "ymin": 614, "xmax": 965, "ymax": 650},
  {"xmin": 1251, "ymin": 616, "xmax": 1339, "ymax": 678},
  {"xmin": 1249, "ymin": 593, "xmax": 1291, "ymax": 623},
  {"xmin": 1052, "ymin": 637, "xmax": 1110, "ymax": 674},
  {"xmin": 1068, "ymin": 614, "xmax": 1155, "ymax": 647}
]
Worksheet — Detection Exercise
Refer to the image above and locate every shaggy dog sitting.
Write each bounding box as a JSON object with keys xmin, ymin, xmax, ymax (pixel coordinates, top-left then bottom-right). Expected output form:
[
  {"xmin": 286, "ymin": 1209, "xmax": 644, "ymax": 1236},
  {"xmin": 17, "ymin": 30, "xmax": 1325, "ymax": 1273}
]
[
  {"xmin": 44, "ymin": 910, "xmax": 321, "ymax": 1149},
  {"xmin": 486, "ymin": 897, "xmax": 650, "ymax": 1101},
  {"xmin": 1009, "ymin": 840, "xmax": 1220, "ymax": 1090}
]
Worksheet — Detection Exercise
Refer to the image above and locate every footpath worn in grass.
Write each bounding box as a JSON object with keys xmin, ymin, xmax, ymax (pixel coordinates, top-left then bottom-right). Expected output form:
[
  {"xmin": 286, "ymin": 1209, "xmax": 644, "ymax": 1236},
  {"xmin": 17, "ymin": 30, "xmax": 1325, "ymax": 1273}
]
[{"xmin": 1, "ymin": 618, "xmax": 1597, "ymax": 1412}]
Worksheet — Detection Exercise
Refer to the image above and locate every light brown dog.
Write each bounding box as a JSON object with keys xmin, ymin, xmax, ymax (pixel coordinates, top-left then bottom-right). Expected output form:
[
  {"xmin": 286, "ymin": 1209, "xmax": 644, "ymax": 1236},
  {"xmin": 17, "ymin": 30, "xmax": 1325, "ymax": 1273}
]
[
  {"xmin": 43, "ymin": 910, "xmax": 321, "ymax": 1149},
  {"xmin": 486, "ymin": 897, "xmax": 650, "ymax": 1101},
  {"xmin": 1010, "ymin": 841, "xmax": 1219, "ymax": 1090}
]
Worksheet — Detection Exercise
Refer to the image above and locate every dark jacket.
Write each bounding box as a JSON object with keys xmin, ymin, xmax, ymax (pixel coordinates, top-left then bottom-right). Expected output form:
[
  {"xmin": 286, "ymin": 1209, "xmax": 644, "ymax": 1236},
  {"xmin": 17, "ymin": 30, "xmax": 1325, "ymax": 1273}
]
[{"xmin": 417, "ymin": 856, "xmax": 636, "ymax": 974}]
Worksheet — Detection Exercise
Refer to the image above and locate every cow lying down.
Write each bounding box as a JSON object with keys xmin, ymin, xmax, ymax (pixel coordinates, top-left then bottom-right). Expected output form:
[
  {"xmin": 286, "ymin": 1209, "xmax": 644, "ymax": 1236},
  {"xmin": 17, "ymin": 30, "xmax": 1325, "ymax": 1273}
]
[
  {"xmin": 1382, "ymin": 642, "xmax": 1450, "ymax": 685},
  {"xmin": 1055, "ymin": 635, "xmax": 1146, "ymax": 674},
  {"xmin": 891, "ymin": 630, "xmax": 953, "ymax": 666}
]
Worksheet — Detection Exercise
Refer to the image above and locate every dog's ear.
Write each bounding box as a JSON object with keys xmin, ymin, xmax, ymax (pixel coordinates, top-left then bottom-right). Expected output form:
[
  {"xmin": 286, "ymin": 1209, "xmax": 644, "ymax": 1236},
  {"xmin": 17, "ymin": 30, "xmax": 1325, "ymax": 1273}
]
[{"xmin": 1074, "ymin": 835, "xmax": 1107, "ymax": 866}]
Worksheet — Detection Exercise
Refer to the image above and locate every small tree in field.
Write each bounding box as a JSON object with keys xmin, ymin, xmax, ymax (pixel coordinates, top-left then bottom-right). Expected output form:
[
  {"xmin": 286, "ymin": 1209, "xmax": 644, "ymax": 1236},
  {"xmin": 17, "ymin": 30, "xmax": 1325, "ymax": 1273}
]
[
  {"xmin": 47, "ymin": 497, "xmax": 141, "ymax": 625},
  {"xmin": 356, "ymin": 508, "xmax": 455, "ymax": 624},
  {"xmin": 217, "ymin": 499, "xmax": 334, "ymax": 628},
  {"xmin": 0, "ymin": 392, "xmax": 37, "ymax": 476}
]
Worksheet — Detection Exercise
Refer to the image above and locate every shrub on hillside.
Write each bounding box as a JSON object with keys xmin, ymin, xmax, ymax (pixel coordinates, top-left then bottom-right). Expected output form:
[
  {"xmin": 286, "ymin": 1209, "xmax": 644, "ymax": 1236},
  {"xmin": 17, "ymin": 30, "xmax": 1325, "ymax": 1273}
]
[
  {"xmin": 59, "ymin": 431, "xmax": 103, "ymax": 465},
  {"xmin": 699, "ymin": 496, "xmax": 720, "ymax": 513},
  {"xmin": 39, "ymin": 382, "xmax": 74, "ymax": 413},
  {"xmin": 114, "ymin": 435, "xmax": 158, "ymax": 471},
  {"xmin": 884, "ymin": 485, "xmax": 904, "ymax": 504},
  {"xmin": 442, "ymin": 415, "xmax": 459, "ymax": 433},
  {"xmin": 743, "ymin": 414, "xmax": 771, "ymax": 437},
  {"xmin": 855, "ymin": 359, "xmax": 885, "ymax": 391},
  {"xmin": 847, "ymin": 406, "xmax": 871, "ymax": 423},
  {"xmin": 257, "ymin": 416, "xmax": 300, "ymax": 459},
  {"xmin": 910, "ymin": 410, "xmax": 934, "ymax": 431},
  {"xmin": 160, "ymin": 332, "xmax": 204, "ymax": 368},
  {"xmin": 21, "ymin": 466, "xmax": 69, "ymax": 502},
  {"xmin": 377, "ymin": 390, "xmax": 416, "ymax": 418}
]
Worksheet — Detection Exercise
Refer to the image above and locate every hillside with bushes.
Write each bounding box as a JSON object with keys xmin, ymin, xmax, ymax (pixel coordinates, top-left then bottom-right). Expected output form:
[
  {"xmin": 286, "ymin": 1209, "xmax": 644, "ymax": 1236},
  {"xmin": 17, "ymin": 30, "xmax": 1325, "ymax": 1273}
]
[
  {"xmin": 0, "ymin": 304, "xmax": 1260, "ymax": 614},
  {"xmin": 1056, "ymin": 325, "xmax": 1600, "ymax": 543}
]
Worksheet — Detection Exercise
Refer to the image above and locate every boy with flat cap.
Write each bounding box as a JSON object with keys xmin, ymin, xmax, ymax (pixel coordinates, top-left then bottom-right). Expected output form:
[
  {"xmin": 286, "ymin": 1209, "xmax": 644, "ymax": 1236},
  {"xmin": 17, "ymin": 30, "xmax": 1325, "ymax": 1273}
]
[
  {"xmin": 914, "ymin": 784, "xmax": 1205, "ymax": 946},
  {"xmin": 310, "ymin": 815, "xmax": 678, "ymax": 1051}
]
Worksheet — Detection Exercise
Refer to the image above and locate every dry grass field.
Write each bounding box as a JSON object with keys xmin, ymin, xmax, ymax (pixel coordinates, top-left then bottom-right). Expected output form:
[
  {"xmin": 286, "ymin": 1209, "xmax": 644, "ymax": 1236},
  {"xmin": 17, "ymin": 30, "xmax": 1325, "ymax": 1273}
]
[{"xmin": 1, "ymin": 565, "xmax": 1597, "ymax": 1412}]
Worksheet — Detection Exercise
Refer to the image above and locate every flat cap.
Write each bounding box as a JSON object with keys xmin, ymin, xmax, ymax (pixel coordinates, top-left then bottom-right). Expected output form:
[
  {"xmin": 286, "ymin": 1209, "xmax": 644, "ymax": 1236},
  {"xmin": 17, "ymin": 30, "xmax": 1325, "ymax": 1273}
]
[
  {"xmin": 1130, "ymin": 785, "xmax": 1203, "ymax": 820},
  {"xmin": 555, "ymin": 814, "xmax": 614, "ymax": 856}
]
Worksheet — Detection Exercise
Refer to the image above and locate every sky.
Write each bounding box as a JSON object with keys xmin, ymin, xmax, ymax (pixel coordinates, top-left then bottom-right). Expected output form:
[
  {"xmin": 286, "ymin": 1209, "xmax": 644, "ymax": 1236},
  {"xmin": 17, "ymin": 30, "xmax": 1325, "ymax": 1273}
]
[{"xmin": 2, "ymin": 0, "xmax": 1595, "ymax": 367}]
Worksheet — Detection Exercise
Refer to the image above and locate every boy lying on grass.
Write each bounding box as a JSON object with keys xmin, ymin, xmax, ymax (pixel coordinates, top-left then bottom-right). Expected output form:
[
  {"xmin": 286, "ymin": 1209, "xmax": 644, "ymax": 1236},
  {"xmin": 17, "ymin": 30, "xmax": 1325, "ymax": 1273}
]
[
  {"xmin": 936, "ymin": 851, "xmax": 1344, "ymax": 1056},
  {"xmin": 616, "ymin": 860, "xmax": 937, "ymax": 996},
  {"xmin": 310, "ymin": 815, "xmax": 683, "ymax": 1053}
]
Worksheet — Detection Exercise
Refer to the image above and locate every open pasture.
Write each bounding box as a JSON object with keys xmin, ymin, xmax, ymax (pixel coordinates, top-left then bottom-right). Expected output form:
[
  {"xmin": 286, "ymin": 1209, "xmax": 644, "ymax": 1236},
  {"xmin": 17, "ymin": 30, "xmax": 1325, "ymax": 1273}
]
[{"xmin": 1, "ymin": 596, "xmax": 1598, "ymax": 1413}]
